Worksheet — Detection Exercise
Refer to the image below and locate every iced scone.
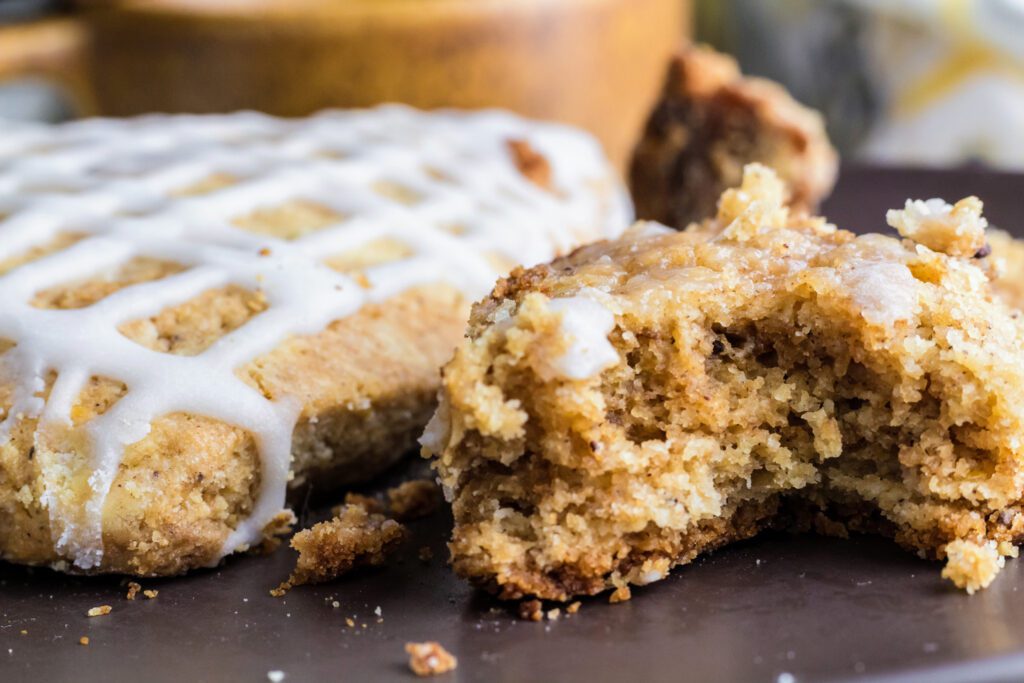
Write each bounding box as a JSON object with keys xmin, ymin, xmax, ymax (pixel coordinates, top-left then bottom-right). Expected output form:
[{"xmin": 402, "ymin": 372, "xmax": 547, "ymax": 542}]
[
  {"xmin": 0, "ymin": 107, "xmax": 629, "ymax": 575},
  {"xmin": 630, "ymin": 45, "xmax": 838, "ymax": 229},
  {"xmin": 425, "ymin": 164, "xmax": 1024, "ymax": 600}
]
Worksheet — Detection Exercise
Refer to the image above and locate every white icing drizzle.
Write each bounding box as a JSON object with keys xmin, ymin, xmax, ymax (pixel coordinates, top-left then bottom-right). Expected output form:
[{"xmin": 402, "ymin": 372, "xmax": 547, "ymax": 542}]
[
  {"xmin": 0, "ymin": 106, "xmax": 631, "ymax": 569},
  {"xmin": 844, "ymin": 261, "xmax": 920, "ymax": 327},
  {"xmin": 546, "ymin": 288, "xmax": 620, "ymax": 380}
]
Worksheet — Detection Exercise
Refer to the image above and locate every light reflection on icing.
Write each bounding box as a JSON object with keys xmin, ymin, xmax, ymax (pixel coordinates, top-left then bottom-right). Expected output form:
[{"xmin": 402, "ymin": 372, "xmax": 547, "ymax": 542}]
[{"xmin": 0, "ymin": 106, "xmax": 631, "ymax": 569}]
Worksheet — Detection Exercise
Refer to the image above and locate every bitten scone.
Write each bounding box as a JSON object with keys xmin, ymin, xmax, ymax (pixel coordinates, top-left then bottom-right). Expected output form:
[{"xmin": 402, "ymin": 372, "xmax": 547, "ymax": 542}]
[
  {"xmin": 630, "ymin": 45, "xmax": 838, "ymax": 229},
  {"xmin": 0, "ymin": 107, "xmax": 629, "ymax": 575},
  {"xmin": 425, "ymin": 164, "xmax": 1024, "ymax": 600}
]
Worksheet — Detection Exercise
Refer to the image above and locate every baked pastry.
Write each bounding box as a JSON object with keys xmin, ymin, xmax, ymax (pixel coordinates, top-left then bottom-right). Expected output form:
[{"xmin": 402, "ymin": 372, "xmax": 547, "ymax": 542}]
[
  {"xmin": 425, "ymin": 164, "xmax": 1024, "ymax": 600},
  {"xmin": 0, "ymin": 106, "xmax": 629, "ymax": 575},
  {"xmin": 630, "ymin": 45, "xmax": 838, "ymax": 229}
]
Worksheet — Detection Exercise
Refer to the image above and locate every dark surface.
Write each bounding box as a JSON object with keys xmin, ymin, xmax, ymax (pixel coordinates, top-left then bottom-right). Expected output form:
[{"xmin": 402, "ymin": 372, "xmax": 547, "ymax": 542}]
[{"xmin": 3, "ymin": 165, "xmax": 1024, "ymax": 683}]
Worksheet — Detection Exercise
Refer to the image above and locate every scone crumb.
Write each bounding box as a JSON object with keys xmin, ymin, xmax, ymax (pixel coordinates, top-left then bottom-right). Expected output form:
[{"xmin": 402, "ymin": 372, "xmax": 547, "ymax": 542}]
[
  {"xmin": 886, "ymin": 197, "xmax": 987, "ymax": 257},
  {"xmin": 256, "ymin": 510, "xmax": 298, "ymax": 555},
  {"xmin": 339, "ymin": 492, "xmax": 387, "ymax": 516},
  {"xmin": 941, "ymin": 539, "xmax": 1005, "ymax": 594},
  {"xmin": 143, "ymin": 590, "xmax": 159, "ymax": 600},
  {"xmin": 87, "ymin": 605, "xmax": 112, "ymax": 618},
  {"xmin": 405, "ymin": 641, "xmax": 458, "ymax": 677},
  {"xmin": 126, "ymin": 582, "xmax": 141, "ymax": 600},
  {"xmin": 267, "ymin": 671, "xmax": 285, "ymax": 682},
  {"xmin": 271, "ymin": 504, "xmax": 407, "ymax": 596},
  {"xmin": 609, "ymin": 586, "xmax": 632, "ymax": 604},
  {"xmin": 546, "ymin": 608, "xmax": 561, "ymax": 621},
  {"xmin": 387, "ymin": 480, "xmax": 441, "ymax": 522},
  {"xmin": 79, "ymin": 637, "xmax": 89, "ymax": 646},
  {"xmin": 517, "ymin": 599, "xmax": 543, "ymax": 622},
  {"xmin": 566, "ymin": 601, "xmax": 581, "ymax": 615}
]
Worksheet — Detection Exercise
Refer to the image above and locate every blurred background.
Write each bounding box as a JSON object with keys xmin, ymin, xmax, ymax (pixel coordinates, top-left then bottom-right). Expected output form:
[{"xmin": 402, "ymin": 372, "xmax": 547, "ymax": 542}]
[{"xmin": 2, "ymin": 0, "xmax": 1024, "ymax": 170}]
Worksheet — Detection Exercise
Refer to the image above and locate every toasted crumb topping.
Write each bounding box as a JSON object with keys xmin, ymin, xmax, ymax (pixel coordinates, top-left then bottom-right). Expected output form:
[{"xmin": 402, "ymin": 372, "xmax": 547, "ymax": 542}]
[
  {"xmin": 387, "ymin": 480, "xmax": 441, "ymax": 522},
  {"xmin": 405, "ymin": 641, "xmax": 458, "ymax": 677},
  {"xmin": 271, "ymin": 504, "xmax": 407, "ymax": 596},
  {"xmin": 87, "ymin": 605, "xmax": 112, "ymax": 617}
]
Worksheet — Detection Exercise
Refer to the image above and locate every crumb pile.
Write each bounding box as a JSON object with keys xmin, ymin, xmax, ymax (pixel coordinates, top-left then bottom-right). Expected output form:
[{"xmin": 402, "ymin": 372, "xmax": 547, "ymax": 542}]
[
  {"xmin": 630, "ymin": 45, "xmax": 837, "ymax": 229},
  {"xmin": 425, "ymin": 164, "xmax": 1024, "ymax": 600},
  {"xmin": 271, "ymin": 504, "xmax": 406, "ymax": 596}
]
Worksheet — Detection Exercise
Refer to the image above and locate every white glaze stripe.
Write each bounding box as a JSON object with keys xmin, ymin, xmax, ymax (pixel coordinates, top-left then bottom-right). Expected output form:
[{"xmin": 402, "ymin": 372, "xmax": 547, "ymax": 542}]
[{"xmin": 0, "ymin": 106, "xmax": 631, "ymax": 569}]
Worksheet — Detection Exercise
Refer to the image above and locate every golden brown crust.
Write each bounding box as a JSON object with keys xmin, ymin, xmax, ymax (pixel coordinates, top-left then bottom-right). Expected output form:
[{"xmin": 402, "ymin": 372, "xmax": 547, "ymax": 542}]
[
  {"xmin": 428, "ymin": 165, "xmax": 1024, "ymax": 600},
  {"xmin": 629, "ymin": 44, "xmax": 838, "ymax": 230}
]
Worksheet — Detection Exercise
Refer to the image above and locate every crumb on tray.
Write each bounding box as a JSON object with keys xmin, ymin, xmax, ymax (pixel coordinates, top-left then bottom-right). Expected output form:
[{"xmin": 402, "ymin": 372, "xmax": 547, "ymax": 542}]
[
  {"xmin": 517, "ymin": 599, "xmax": 543, "ymax": 622},
  {"xmin": 405, "ymin": 641, "xmax": 458, "ymax": 677},
  {"xmin": 942, "ymin": 539, "xmax": 1006, "ymax": 594},
  {"xmin": 271, "ymin": 504, "xmax": 407, "ymax": 596}
]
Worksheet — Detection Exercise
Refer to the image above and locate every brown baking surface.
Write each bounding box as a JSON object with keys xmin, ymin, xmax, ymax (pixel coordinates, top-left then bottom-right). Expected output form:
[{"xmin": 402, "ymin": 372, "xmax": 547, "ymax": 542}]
[{"xmin": 4, "ymin": 165, "xmax": 1024, "ymax": 683}]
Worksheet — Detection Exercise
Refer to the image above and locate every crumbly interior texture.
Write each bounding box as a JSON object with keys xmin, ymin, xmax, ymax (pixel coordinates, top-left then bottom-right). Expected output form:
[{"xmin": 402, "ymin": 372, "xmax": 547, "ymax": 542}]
[
  {"xmin": 988, "ymin": 228, "xmax": 1024, "ymax": 311},
  {"xmin": 630, "ymin": 45, "xmax": 837, "ymax": 229},
  {"xmin": 427, "ymin": 165, "xmax": 1024, "ymax": 600},
  {"xmin": 0, "ymin": 199, "xmax": 468, "ymax": 576},
  {"xmin": 272, "ymin": 504, "xmax": 406, "ymax": 596}
]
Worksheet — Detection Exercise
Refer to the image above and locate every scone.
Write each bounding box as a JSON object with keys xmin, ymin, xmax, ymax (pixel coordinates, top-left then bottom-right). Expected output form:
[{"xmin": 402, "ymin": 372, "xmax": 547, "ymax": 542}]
[
  {"xmin": 630, "ymin": 45, "xmax": 838, "ymax": 229},
  {"xmin": 425, "ymin": 164, "xmax": 1024, "ymax": 600},
  {"xmin": 0, "ymin": 106, "xmax": 630, "ymax": 575}
]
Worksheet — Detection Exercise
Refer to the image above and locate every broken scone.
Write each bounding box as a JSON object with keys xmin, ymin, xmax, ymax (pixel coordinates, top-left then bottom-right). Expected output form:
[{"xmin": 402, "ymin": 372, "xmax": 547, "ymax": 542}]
[
  {"xmin": 630, "ymin": 44, "xmax": 838, "ymax": 229},
  {"xmin": 424, "ymin": 164, "xmax": 1024, "ymax": 600}
]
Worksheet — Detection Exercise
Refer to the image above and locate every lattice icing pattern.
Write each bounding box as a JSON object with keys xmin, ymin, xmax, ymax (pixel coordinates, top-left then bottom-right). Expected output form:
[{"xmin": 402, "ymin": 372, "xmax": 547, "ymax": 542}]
[{"xmin": 0, "ymin": 106, "xmax": 631, "ymax": 569}]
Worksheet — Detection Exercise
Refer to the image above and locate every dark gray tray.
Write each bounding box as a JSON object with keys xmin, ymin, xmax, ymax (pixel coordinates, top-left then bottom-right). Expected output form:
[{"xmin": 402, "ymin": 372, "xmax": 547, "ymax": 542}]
[{"xmin": 3, "ymin": 165, "xmax": 1024, "ymax": 683}]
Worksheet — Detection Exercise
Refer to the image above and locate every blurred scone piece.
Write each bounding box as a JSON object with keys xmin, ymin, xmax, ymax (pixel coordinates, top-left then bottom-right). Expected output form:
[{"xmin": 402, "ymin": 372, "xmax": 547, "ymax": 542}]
[
  {"xmin": 630, "ymin": 45, "xmax": 838, "ymax": 229},
  {"xmin": 426, "ymin": 164, "xmax": 1024, "ymax": 601}
]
